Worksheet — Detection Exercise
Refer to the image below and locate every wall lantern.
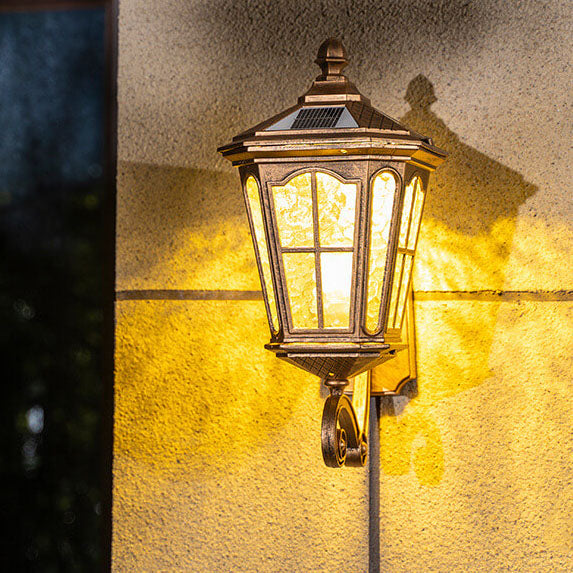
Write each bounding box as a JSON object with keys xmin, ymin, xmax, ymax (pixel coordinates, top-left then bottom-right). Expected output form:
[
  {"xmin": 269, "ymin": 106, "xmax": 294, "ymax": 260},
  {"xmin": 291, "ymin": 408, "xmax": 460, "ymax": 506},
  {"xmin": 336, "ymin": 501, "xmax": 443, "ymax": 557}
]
[{"xmin": 218, "ymin": 39, "xmax": 446, "ymax": 468}]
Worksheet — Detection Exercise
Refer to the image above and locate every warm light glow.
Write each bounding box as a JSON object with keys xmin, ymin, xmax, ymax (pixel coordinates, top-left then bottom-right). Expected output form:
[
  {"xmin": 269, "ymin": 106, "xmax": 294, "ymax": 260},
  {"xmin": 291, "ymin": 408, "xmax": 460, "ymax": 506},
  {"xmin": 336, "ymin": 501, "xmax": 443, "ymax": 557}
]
[
  {"xmin": 272, "ymin": 172, "xmax": 314, "ymax": 248},
  {"xmin": 114, "ymin": 300, "xmax": 300, "ymax": 475},
  {"xmin": 283, "ymin": 252, "xmax": 318, "ymax": 329},
  {"xmin": 316, "ymin": 172, "xmax": 356, "ymax": 247},
  {"xmin": 399, "ymin": 176, "xmax": 415, "ymax": 248},
  {"xmin": 351, "ymin": 371, "xmax": 369, "ymax": 433},
  {"xmin": 365, "ymin": 171, "xmax": 397, "ymax": 332},
  {"xmin": 408, "ymin": 177, "xmax": 424, "ymax": 250},
  {"xmin": 245, "ymin": 176, "xmax": 280, "ymax": 332},
  {"xmin": 387, "ymin": 253, "xmax": 403, "ymax": 328},
  {"xmin": 396, "ymin": 256, "xmax": 413, "ymax": 325},
  {"xmin": 387, "ymin": 176, "xmax": 425, "ymax": 330},
  {"xmin": 321, "ymin": 251, "xmax": 353, "ymax": 328},
  {"xmin": 271, "ymin": 171, "xmax": 358, "ymax": 330}
]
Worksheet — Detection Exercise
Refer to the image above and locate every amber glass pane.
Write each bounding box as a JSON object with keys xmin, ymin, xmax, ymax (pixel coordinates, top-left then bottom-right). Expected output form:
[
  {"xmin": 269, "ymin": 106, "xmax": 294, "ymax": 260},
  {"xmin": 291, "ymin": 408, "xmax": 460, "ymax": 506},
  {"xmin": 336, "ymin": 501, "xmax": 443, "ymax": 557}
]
[
  {"xmin": 316, "ymin": 171, "xmax": 357, "ymax": 247},
  {"xmin": 283, "ymin": 252, "xmax": 318, "ymax": 329},
  {"xmin": 398, "ymin": 177, "xmax": 415, "ymax": 248},
  {"xmin": 386, "ymin": 253, "xmax": 404, "ymax": 329},
  {"xmin": 245, "ymin": 177, "xmax": 279, "ymax": 332},
  {"xmin": 321, "ymin": 252, "xmax": 353, "ymax": 328},
  {"xmin": 395, "ymin": 255, "xmax": 413, "ymax": 329},
  {"xmin": 407, "ymin": 177, "xmax": 425, "ymax": 250},
  {"xmin": 272, "ymin": 172, "xmax": 314, "ymax": 248},
  {"xmin": 365, "ymin": 171, "xmax": 397, "ymax": 332}
]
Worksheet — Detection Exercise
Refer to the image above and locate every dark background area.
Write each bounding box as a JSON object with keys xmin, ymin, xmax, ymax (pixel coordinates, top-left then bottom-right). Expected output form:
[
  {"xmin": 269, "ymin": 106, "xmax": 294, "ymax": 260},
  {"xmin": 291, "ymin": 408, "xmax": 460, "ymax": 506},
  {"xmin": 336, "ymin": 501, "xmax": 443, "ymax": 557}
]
[{"xmin": 0, "ymin": 4, "xmax": 113, "ymax": 571}]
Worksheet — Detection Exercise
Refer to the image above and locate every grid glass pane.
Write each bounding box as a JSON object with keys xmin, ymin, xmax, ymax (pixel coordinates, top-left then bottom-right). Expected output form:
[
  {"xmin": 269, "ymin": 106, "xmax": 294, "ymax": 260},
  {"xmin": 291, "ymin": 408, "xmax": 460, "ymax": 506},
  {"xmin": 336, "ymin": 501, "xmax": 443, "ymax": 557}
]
[
  {"xmin": 365, "ymin": 171, "xmax": 397, "ymax": 332},
  {"xmin": 245, "ymin": 177, "xmax": 279, "ymax": 332},
  {"xmin": 283, "ymin": 252, "xmax": 318, "ymax": 329},
  {"xmin": 321, "ymin": 252, "xmax": 353, "ymax": 328},
  {"xmin": 272, "ymin": 172, "xmax": 314, "ymax": 248},
  {"xmin": 316, "ymin": 171, "xmax": 357, "ymax": 248},
  {"xmin": 398, "ymin": 177, "xmax": 415, "ymax": 248},
  {"xmin": 395, "ymin": 256, "xmax": 413, "ymax": 329},
  {"xmin": 407, "ymin": 177, "xmax": 425, "ymax": 250},
  {"xmin": 386, "ymin": 253, "xmax": 404, "ymax": 329}
]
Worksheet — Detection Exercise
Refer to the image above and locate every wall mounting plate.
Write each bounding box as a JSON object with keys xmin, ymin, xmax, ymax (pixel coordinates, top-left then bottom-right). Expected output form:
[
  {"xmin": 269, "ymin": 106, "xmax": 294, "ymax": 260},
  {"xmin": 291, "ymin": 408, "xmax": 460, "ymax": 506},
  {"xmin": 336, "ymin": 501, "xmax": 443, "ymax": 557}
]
[{"xmin": 348, "ymin": 288, "xmax": 417, "ymax": 396}]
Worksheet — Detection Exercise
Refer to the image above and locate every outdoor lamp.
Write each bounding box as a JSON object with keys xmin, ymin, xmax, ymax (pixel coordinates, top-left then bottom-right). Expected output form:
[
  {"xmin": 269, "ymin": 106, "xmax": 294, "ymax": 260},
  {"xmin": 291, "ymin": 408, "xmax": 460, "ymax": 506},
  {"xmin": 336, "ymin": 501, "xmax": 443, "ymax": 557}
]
[{"xmin": 218, "ymin": 39, "xmax": 446, "ymax": 468}]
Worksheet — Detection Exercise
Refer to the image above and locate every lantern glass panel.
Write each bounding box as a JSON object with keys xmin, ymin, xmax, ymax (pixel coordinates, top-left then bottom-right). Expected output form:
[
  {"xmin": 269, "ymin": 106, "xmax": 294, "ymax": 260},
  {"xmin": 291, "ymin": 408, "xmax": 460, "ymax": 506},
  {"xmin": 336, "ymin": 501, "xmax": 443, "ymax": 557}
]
[
  {"xmin": 395, "ymin": 256, "xmax": 413, "ymax": 327},
  {"xmin": 387, "ymin": 176, "xmax": 425, "ymax": 330},
  {"xmin": 272, "ymin": 170, "xmax": 359, "ymax": 332},
  {"xmin": 387, "ymin": 252, "xmax": 404, "ymax": 328},
  {"xmin": 321, "ymin": 251, "xmax": 353, "ymax": 328},
  {"xmin": 245, "ymin": 176, "xmax": 280, "ymax": 332},
  {"xmin": 272, "ymin": 172, "xmax": 314, "ymax": 248},
  {"xmin": 283, "ymin": 252, "xmax": 318, "ymax": 329},
  {"xmin": 364, "ymin": 171, "xmax": 397, "ymax": 333},
  {"xmin": 408, "ymin": 177, "xmax": 425, "ymax": 250},
  {"xmin": 316, "ymin": 172, "xmax": 356, "ymax": 248},
  {"xmin": 398, "ymin": 176, "xmax": 415, "ymax": 248}
]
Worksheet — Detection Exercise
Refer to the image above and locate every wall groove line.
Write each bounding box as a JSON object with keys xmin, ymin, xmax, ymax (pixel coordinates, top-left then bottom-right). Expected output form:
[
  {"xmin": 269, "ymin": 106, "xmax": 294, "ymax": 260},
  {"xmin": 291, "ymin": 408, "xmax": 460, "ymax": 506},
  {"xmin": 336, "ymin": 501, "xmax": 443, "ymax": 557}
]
[{"xmin": 115, "ymin": 289, "xmax": 573, "ymax": 302}]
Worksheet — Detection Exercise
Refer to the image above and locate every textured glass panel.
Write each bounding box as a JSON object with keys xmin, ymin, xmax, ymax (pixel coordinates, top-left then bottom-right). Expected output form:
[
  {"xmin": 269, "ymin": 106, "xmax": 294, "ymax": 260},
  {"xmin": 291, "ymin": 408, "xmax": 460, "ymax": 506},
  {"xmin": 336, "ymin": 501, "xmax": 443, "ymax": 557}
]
[
  {"xmin": 407, "ymin": 177, "xmax": 425, "ymax": 250},
  {"xmin": 395, "ymin": 256, "xmax": 413, "ymax": 329},
  {"xmin": 351, "ymin": 371, "xmax": 369, "ymax": 434},
  {"xmin": 387, "ymin": 253, "xmax": 404, "ymax": 329},
  {"xmin": 272, "ymin": 172, "xmax": 314, "ymax": 248},
  {"xmin": 398, "ymin": 177, "xmax": 416, "ymax": 248},
  {"xmin": 283, "ymin": 252, "xmax": 318, "ymax": 329},
  {"xmin": 365, "ymin": 171, "xmax": 397, "ymax": 332},
  {"xmin": 316, "ymin": 172, "xmax": 357, "ymax": 247},
  {"xmin": 245, "ymin": 177, "xmax": 279, "ymax": 332},
  {"xmin": 321, "ymin": 252, "xmax": 353, "ymax": 328}
]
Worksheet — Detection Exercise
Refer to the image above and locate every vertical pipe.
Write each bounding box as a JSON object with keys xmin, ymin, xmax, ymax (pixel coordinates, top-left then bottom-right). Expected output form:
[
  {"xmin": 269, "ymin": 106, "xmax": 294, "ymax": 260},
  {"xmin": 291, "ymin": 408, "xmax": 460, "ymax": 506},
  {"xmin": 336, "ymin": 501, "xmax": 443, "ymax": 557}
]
[{"xmin": 368, "ymin": 396, "xmax": 380, "ymax": 573}]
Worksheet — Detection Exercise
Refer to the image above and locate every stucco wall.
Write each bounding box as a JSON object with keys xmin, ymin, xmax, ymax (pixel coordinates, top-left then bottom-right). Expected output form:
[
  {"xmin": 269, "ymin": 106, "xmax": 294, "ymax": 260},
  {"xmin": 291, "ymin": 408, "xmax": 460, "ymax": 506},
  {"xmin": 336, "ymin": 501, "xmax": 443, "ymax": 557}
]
[{"xmin": 114, "ymin": 1, "xmax": 573, "ymax": 571}]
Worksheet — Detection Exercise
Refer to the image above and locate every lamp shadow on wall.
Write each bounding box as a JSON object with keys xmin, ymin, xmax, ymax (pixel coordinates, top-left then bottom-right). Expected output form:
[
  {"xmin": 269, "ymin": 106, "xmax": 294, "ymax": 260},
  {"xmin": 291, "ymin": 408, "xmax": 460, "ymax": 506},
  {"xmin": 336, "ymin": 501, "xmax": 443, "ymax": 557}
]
[
  {"xmin": 376, "ymin": 75, "xmax": 537, "ymax": 487},
  {"xmin": 115, "ymin": 76, "xmax": 538, "ymax": 479}
]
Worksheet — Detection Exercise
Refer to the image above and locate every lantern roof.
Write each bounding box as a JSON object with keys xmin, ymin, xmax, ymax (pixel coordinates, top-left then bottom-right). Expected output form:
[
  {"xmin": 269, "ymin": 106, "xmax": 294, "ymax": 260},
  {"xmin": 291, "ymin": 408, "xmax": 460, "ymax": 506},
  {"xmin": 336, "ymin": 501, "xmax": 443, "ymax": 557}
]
[{"xmin": 219, "ymin": 39, "xmax": 447, "ymax": 169}]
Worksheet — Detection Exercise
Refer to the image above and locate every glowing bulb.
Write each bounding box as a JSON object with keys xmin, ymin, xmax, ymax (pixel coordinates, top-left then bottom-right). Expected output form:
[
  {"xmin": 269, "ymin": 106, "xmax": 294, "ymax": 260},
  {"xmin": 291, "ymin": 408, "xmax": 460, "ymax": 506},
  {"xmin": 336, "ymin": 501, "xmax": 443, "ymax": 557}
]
[{"xmin": 321, "ymin": 251, "xmax": 353, "ymax": 328}]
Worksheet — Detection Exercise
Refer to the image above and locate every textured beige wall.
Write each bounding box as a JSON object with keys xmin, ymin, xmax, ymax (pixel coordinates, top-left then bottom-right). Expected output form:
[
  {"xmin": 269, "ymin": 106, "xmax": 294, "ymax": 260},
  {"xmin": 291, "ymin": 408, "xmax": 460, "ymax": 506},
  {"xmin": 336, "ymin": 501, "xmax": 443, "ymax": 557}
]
[{"xmin": 114, "ymin": 0, "xmax": 573, "ymax": 570}]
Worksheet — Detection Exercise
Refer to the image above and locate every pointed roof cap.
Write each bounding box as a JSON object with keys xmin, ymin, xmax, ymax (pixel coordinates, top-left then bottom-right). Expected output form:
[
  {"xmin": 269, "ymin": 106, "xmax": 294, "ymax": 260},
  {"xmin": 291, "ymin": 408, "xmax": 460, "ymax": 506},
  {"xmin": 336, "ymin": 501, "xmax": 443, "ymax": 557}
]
[{"xmin": 219, "ymin": 39, "xmax": 447, "ymax": 169}]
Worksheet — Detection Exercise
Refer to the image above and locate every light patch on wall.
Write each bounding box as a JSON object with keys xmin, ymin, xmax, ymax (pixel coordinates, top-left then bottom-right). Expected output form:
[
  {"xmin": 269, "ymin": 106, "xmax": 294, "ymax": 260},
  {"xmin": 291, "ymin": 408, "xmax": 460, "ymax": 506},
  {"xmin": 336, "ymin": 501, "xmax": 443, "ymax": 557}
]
[
  {"xmin": 379, "ymin": 409, "xmax": 444, "ymax": 487},
  {"xmin": 116, "ymin": 162, "xmax": 261, "ymax": 291},
  {"xmin": 379, "ymin": 210, "xmax": 511, "ymax": 487},
  {"xmin": 414, "ymin": 217, "xmax": 516, "ymax": 292},
  {"xmin": 114, "ymin": 300, "xmax": 305, "ymax": 477},
  {"xmin": 487, "ymin": 302, "xmax": 573, "ymax": 554},
  {"xmin": 373, "ymin": 79, "xmax": 545, "ymax": 488},
  {"xmin": 378, "ymin": 299, "xmax": 497, "ymax": 487}
]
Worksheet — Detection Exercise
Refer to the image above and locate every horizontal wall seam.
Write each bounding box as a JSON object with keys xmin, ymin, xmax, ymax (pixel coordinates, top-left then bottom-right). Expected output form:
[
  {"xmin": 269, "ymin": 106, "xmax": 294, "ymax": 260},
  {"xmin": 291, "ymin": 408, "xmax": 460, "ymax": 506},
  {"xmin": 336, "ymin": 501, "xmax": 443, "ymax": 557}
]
[
  {"xmin": 414, "ymin": 290, "xmax": 573, "ymax": 301},
  {"xmin": 115, "ymin": 289, "xmax": 573, "ymax": 302},
  {"xmin": 116, "ymin": 289, "xmax": 264, "ymax": 301}
]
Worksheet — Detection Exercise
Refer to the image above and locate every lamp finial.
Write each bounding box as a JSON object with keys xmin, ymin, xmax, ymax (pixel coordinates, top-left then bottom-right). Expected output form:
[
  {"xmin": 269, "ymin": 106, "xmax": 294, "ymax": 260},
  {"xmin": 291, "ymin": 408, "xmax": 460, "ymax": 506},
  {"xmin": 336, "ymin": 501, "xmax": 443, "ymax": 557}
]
[{"xmin": 315, "ymin": 38, "xmax": 348, "ymax": 79}]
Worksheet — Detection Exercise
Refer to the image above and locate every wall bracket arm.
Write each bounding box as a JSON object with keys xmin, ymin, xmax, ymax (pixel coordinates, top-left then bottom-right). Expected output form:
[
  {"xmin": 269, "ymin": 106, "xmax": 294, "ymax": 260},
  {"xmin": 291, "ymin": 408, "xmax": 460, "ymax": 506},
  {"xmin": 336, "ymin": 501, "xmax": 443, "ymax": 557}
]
[{"xmin": 321, "ymin": 375, "xmax": 370, "ymax": 467}]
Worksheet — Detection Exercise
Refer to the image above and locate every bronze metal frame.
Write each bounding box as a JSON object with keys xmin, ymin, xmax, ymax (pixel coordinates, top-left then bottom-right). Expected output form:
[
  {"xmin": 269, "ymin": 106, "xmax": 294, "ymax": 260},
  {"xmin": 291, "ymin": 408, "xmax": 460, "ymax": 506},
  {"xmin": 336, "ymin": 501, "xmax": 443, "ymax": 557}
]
[{"xmin": 219, "ymin": 38, "xmax": 446, "ymax": 468}]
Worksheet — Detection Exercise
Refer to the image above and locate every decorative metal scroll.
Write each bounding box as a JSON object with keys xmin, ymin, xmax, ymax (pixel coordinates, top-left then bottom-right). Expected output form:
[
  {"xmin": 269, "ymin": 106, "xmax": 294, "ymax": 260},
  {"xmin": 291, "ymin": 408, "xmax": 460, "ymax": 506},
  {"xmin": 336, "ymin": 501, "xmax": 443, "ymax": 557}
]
[{"xmin": 321, "ymin": 375, "xmax": 370, "ymax": 467}]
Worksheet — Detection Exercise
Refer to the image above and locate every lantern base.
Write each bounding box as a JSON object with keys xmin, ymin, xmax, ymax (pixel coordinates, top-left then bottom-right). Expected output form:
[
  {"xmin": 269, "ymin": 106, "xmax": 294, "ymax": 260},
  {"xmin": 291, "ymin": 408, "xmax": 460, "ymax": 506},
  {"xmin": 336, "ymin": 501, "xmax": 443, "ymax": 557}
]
[{"xmin": 264, "ymin": 342, "xmax": 392, "ymax": 380}]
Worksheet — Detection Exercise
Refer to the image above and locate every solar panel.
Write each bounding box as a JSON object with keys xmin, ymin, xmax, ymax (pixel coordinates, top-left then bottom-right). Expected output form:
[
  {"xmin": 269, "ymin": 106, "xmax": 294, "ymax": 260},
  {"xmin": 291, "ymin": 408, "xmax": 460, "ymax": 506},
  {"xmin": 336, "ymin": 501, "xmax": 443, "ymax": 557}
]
[{"xmin": 291, "ymin": 107, "xmax": 344, "ymax": 129}]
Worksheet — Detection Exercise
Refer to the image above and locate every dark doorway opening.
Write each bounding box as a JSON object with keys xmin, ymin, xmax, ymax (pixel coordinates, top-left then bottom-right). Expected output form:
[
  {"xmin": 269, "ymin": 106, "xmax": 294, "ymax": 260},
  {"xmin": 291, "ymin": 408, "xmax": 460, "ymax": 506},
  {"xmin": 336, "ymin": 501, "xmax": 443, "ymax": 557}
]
[{"xmin": 0, "ymin": 2, "xmax": 115, "ymax": 570}]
